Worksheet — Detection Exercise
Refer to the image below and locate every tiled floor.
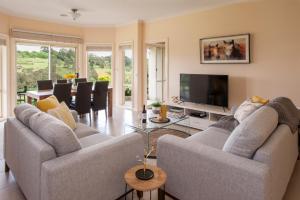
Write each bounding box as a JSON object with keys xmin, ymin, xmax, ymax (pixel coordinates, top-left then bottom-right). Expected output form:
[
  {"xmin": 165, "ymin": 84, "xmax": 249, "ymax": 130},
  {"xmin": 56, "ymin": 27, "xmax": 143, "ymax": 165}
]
[{"xmin": 0, "ymin": 108, "xmax": 299, "ymax": 200}]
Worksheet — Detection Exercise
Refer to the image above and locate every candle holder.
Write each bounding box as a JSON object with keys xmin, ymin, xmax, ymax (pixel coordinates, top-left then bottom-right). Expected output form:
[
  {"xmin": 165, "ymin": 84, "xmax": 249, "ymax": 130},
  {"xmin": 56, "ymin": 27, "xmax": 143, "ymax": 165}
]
[{"xmin": 135, "ymin": 147, "xmax": 154, "ymax": 180}]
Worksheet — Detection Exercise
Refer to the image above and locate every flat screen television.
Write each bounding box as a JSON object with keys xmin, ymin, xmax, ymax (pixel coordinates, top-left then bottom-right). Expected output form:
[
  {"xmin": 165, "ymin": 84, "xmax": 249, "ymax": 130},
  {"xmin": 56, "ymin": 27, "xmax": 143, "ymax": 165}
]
[{"xmin": 180, "ymin": 74, "xmax": 228, "ymax": 107}]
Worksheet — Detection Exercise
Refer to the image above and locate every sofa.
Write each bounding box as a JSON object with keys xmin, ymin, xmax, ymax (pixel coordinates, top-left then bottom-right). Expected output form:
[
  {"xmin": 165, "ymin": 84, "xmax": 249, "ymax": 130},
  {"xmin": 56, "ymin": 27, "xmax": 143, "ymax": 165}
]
[
  {"xmin": 157, "ymin": 105, "xmax": 299, "ymax": 200},
  {"xmin": 4, "ymin": 103, "xmax": 144, "ymax": 200}
]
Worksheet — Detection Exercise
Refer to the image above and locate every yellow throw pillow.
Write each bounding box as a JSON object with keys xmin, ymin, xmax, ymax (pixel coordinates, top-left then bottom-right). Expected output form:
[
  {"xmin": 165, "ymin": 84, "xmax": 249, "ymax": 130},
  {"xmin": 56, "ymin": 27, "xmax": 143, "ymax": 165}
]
[
  {"xmin": 251, "ymin": 96, "xmax": 269, "ymax": 105},
  {"xmin": 37, "ymin": 95, "xmax": 60, "ymax": 112},
  {"xmin": 47, "ymin": 102, "xmax": 77, "ymax": 130}
]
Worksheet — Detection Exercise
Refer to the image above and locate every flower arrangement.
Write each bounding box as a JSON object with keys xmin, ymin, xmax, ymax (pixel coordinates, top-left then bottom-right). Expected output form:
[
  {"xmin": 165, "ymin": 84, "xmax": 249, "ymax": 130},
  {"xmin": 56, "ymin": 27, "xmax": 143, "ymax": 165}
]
[
  {"xmin": 98, "ymin": 74, "xmax": 111, "ymax": 82},
  {"xmin": 63, "ymin": 73, "xmax": 76, "ymax": 79}
]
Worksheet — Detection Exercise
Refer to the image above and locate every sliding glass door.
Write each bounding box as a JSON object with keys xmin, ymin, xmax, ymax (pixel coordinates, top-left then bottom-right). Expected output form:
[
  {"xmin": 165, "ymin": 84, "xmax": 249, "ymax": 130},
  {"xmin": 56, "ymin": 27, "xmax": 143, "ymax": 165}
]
[
  {"xmin": 16, "ymin": 42, "xmax": 77, "ymax": 103},
  {"xmin": 16, "ymin": 44, "xmax": 49, "ymax": 91},
  {"xmin": 50, "ymin": 46, "xmax": 76, "ymax": 81}
]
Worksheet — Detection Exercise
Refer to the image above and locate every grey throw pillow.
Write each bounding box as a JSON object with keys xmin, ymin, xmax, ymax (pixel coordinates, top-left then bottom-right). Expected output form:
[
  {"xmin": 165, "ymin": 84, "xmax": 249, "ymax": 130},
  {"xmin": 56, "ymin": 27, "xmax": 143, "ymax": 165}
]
[
  {"xmin": 223, "ymin": 106, "xmax": 278, "ymax": 158},
  {"xmin": 29, "ymin": 112, "xmax": 81, "ymax": 156}
]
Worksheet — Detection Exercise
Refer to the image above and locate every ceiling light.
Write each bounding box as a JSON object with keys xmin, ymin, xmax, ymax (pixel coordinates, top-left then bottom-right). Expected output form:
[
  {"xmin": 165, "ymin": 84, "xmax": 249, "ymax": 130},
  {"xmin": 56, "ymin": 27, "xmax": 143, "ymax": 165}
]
[{"xmin": 70, "ymin": 8, "xmax": 81, "ymax": 21}]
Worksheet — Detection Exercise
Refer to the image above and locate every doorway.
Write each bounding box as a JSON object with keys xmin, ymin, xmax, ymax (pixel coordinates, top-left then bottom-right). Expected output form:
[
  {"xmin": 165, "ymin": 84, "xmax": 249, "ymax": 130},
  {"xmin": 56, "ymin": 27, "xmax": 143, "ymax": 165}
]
[
  {"xmin": 146, "ymin": 42, "xmax": 166, "ymax": 105},
  {"xmin": 120, "ymin": 45, "xmax": 133, "ymax": 108}
]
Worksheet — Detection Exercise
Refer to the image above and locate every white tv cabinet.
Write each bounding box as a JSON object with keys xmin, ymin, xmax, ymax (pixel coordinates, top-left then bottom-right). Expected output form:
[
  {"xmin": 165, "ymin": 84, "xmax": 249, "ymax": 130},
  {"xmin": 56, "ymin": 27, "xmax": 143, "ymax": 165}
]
[{"xmin": 167, "ymin": 102, "xmax": 232, "ymax": 130}]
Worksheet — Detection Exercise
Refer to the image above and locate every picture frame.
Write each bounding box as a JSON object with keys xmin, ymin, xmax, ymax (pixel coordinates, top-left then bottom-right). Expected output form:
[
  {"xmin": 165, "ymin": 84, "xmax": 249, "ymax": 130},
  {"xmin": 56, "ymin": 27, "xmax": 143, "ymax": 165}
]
[{"xmin": 200, "ymin": 33, "xmax": 250, "ymax": 64}]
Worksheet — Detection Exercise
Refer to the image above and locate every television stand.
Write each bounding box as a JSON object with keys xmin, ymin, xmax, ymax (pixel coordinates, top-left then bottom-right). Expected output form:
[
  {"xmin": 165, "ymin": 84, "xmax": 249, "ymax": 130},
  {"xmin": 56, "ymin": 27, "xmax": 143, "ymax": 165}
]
[{"xmin": 167, "ymin": 102, "xmax": 232, "ymax": 130}]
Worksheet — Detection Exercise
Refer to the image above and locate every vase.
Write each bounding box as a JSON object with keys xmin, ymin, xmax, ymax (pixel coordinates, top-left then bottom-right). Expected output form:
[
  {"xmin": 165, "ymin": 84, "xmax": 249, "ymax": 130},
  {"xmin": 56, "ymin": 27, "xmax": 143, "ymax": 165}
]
[{"xmin": 152, "ymin": 106, "xmax": 161, "ymax": 114}]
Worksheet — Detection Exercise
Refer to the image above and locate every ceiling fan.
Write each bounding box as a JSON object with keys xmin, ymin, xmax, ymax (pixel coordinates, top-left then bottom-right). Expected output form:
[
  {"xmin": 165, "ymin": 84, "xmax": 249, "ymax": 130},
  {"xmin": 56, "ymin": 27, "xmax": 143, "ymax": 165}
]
[{"xmin": 60, "ymin": 8, "xmax": 81, "ymax": 21}]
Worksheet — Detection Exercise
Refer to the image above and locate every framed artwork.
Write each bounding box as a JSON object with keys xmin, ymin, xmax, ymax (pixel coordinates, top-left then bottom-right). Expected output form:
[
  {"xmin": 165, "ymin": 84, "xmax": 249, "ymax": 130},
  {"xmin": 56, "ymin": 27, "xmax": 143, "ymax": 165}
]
[{"xmin": 200, "ymin": 34, "xmax": 250, "ymax": 64}]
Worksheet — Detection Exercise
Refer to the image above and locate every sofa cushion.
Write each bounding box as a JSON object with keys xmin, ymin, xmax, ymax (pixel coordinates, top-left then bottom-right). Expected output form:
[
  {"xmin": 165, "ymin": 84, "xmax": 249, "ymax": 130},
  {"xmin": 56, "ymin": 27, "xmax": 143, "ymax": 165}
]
[
  {"xmin": 47, "ymin": 102, "xmax": 77, "ymax": 130},
  {"xmin": 14, "ymin": 104, "xmax": 41, "ymax": 127},
  {"xmin": 29, "ymin": 112, "xmax": 81, "ymax": 156},
  {"xmin": 186, "ymin": 127, "xmax": 230, "ymax": 149},
  {"xmin": 234, "ymin": 99, "xmax": 263, "ymax": 123},
  {"xmin": 14, "ymin": 103, "xmax": 35, "ymax": 117},
  {"xmin": 79, "ymin": 134, "xmax": 113, "ymax": 148},
  {"xmin": 223, "ymin": 106, "xmax": 278, "ymax": 158},
  {"xmin": 74, "ymin": 123, "xmax": 99, "ymax": 138}
]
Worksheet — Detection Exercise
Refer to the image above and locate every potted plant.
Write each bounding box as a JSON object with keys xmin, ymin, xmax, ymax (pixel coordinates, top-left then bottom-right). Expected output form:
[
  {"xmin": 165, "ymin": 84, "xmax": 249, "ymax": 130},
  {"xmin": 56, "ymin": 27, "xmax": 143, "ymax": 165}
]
[
  {"xmin": 125, "ymin": 88, "xmax": 131, "ymax": 101},
  {"xmin": 151, "ymin": 101, "xmax": 161, "ymax": 114}
]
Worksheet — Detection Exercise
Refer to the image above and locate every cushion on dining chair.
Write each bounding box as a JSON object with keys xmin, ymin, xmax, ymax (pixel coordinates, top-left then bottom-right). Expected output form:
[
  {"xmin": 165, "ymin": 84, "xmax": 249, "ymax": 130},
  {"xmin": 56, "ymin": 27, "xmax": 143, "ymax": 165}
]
[{"xmin": 37, "ymin": 95, "xmax": 60, "ymax": 112}]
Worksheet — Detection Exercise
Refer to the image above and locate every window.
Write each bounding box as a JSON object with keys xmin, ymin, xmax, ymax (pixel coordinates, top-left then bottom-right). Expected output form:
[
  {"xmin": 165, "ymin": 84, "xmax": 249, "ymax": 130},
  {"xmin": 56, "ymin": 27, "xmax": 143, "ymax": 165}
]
[{"xmin": 87, "ymin": 46, "xmax": 112, "ymax": 84}]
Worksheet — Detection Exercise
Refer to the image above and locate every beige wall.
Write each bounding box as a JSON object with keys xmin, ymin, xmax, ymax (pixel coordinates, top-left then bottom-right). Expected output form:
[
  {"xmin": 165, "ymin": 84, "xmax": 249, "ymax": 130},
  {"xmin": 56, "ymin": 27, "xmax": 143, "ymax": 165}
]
[
  {"xmin": 144, "ymin": 0, "xmax": 300, "ymax": 107},
  {"xmin": 0, "ymin": 13, "xmax": 9, "ymax": 34}
]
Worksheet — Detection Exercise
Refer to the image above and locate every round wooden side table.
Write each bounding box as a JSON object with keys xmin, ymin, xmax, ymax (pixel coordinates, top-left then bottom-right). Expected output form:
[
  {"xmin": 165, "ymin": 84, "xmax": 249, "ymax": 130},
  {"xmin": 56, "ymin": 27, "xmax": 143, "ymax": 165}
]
[{"xmin": 124, "ymin": 164, "xmax": 167, "ymax": 200}]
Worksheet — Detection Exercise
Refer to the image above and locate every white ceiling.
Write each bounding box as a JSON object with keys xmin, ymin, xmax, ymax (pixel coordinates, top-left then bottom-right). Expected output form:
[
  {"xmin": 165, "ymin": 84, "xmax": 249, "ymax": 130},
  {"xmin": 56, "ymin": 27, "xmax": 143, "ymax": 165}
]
[{"xmin": 0, "ymin": 0, "xmax": 249, "ymax": 27}]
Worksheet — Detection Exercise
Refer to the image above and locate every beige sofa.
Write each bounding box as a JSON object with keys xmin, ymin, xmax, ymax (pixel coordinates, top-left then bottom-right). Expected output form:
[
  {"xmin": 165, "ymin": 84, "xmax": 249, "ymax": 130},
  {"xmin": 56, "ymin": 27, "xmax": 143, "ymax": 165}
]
[{"xmin": 4, "ymin": 103, "xmax": 143, "ymax": 200}]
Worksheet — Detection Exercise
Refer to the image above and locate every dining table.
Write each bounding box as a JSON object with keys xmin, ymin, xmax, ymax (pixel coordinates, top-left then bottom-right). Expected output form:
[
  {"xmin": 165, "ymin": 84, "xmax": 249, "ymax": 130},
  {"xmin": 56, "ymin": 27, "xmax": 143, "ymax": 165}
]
[{"xmin": 26, "ymin": 87, "xmax": 113, "ymax": 117}]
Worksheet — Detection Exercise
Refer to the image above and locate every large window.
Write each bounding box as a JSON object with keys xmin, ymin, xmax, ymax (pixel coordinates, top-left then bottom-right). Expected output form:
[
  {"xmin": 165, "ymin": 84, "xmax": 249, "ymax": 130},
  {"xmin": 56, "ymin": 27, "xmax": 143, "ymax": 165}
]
[
  {"xmin": 87, "ymin": 47, "xmax": 112, "ymax": 84},
  {"xmin": 16, "ymin": 43, "xmax": 77, "ymax": 91}
]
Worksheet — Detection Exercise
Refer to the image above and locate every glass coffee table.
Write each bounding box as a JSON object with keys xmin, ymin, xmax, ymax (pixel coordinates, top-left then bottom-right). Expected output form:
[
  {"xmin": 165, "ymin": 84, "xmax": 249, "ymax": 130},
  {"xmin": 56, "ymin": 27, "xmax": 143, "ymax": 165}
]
[{"xmin": 126, "ymin": 111, "xmax": 190, "ymax": 153}]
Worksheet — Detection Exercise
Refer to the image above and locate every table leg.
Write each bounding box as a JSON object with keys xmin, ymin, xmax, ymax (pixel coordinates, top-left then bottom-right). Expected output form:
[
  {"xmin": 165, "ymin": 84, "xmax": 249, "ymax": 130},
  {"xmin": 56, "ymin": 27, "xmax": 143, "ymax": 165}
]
[
  {"xmin": 108, "ymin": 89, "xmax": 113, "ymax": 117},
  {"xmin": 137, "ymin": 191, "xmax": 143, "ymax": 199},
  {"xmin": 158, "ymin": 185, "xmax": 165, "ymax": 200},
  {"xmin": 125, "ymin": 184, "xmax": 127, "ymax": 200},
  {"xmin": 27, "ymin": 96, "xmax": 32, "ymax": 104}
]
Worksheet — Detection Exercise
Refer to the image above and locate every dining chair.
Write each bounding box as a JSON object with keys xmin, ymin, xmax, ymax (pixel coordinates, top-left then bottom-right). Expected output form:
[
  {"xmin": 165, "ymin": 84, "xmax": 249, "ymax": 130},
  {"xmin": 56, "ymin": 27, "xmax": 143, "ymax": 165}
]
[
  {"xmin": 37, "ymin": 80, "xmax": 53, "ymax": 91},
  {"xmin": 74, "ymin": 78, "xmax": 87, "ymax": 85},
  {"xmin": 17, "ymin": 86, "xmax": 27, "ymax": 103},
  {"xmin": 57, "ymin": 80, "xmax": 67, "ymax": 84},
  {"xmin": 53, "ymin": 83, "xmax": 72, "ymax": 106},
  {"xmin": 92, "ymin": 81, "xmax": 109, "ymax": 117},
  {"xmin": 70, "ymin": 82, "xmax": 93, "ymax": 124}
]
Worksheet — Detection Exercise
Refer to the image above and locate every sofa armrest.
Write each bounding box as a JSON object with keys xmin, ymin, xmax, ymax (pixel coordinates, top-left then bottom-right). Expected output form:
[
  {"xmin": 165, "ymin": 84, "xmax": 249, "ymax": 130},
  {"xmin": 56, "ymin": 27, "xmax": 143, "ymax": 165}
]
[
  {"xmin": 5, "ymin": 118, "xmax": 56, "ymax": 200},
  {"xmin": 70, "ymin": 110, "xmax": 78, "ymax": 122},
  {"xmin": 157, "ymin": 135, "xmax": 271, "ymax": 200},
  {"xmin": 41, "ymin": 133, "xmax": 143, "ymax": 200}
]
